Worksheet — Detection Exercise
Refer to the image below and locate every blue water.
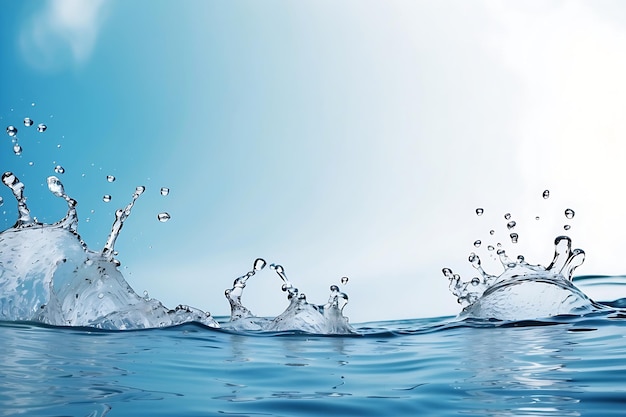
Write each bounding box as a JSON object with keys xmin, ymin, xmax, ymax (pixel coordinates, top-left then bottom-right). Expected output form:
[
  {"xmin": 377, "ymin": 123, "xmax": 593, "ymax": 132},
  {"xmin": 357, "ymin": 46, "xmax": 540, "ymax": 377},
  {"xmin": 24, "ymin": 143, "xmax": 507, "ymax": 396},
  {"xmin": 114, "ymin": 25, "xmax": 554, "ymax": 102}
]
[{"xmin": 2, "ymin": 311, "xmax": 626, "ymax": 417}]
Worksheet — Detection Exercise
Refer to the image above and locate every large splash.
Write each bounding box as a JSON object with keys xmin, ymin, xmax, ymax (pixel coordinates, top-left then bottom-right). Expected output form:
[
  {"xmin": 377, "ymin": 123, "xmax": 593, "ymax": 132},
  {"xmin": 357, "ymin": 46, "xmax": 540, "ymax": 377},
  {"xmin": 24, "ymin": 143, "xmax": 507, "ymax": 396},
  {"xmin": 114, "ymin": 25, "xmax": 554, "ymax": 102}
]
[
  {"xmin": 0, "ymin": 173, "xmax": 219, "ymax": 329},
  {"xmin": 443, "ymin": 202, "xmax": 605, "ymax": 321}
]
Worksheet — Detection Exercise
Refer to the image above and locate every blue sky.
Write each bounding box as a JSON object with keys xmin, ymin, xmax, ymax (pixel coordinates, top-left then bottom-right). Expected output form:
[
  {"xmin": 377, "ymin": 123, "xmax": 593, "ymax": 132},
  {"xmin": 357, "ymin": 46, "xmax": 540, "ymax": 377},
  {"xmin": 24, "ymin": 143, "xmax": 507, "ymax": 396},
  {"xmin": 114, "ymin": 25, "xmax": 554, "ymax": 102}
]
[{"xmin": 2, "ymin": 1, "xmax": 626, "ymax": 322}]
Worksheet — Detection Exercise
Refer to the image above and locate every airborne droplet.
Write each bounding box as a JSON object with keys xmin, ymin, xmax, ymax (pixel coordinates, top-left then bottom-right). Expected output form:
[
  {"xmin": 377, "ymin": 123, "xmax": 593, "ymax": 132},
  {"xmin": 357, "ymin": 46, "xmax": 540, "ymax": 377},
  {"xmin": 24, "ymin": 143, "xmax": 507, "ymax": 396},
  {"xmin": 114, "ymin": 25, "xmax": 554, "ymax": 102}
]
[
  {"xmin": 253, "ymin": 258, "xmax": 266, "ymax": 270},
  {"xmin": 54, "ymin": 165, "xmax": 65, "ymax": 174},
  {"xmin": 341, "ymin": 276, "xmax": 349, "ymax": 285},
  {"xmin": 543, "ymin": 190, "xmax": 550, "ymax": 199},
  {"xmin": 157, "ymin": 212, "xmax": 170, "ymax": 222},
  {"xmin": 107, "ymin": 175, "xmax": 116, "ymax": 183},
  {"xmin": 473, "ymin": 240, "xmax": 481, "ymax": 248},
  {"xmin": 13, "ymin": 143, "xmax": 22, "ymax": 155},
  {"xmin": 23, "ymin": 118, "xmax": 33, "ymax": 127},
  {"xmin": 6, "ymin": 125, "xmax": 17, "ymax": 137},
  {"xmin": 565, "ymin": 208, "xmax": 575, "ymax": 219},
  {"xmin": 102, "ymin": 195, "xmax": 112, "ymax": 203},
  {"xmin": 37, "ymin": 123, "xmax": 47, "ymax": 133},
  {"xmin": 475, "ymin": 208, "xmax": 484, "ymax": 216},
  {"xmin": 489, "ymin": 230, "xmax": 495, "ymax": 236},
  {"xmin": 510, "ymin": 233, "xmax": 519, "ymax": 243},
  {"xmin": 507, "ymin": 220, "xmax": 516, "ymax": 230},
  {"xmin": 160, "ymin": 187, "xmax": 170, "ymax": 196},
  {"xmin": 564, "ymin": 225, "xmax": 571, "ymax": 231},
  {"xmin": 504, "ymin": 213, "xmax": 511, "ymax": 220}
]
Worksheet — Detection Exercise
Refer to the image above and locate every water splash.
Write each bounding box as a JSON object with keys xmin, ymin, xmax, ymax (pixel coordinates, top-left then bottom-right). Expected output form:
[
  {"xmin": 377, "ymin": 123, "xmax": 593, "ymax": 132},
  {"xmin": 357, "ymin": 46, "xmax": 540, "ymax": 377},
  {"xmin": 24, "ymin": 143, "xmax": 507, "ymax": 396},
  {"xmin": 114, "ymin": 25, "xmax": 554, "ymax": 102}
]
[
  {"xmin": 101, "ymin": 186, "xmax": 144, "ymax": 261},
  {"xmin": 222, "ymin": 263, "xmax": 354, "ymax": 334},
  {"xmin": 444, "ymin": 215, "xmax": 602, "ymax": 320},
  {"xmin": 0, "ymin": 175, "xmax": 218, "ymax": 329}
]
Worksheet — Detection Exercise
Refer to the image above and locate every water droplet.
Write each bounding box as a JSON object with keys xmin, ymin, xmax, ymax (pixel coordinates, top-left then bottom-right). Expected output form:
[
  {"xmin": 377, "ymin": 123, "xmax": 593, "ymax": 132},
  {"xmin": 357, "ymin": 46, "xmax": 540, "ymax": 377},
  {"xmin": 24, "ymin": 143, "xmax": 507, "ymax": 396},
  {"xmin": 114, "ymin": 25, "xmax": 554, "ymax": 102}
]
[
  {"xmin": 98, "ymin": 293, "xmax": 104, "ymax": 299},
  {"xmin": 157, "ymin": 212, "xmax": 170, "ymax": 222},
  {"xmin": 31, "ymin": 102, "xmax": 35, "ymax": 107},
  {"xmin": 54, "ymin": 165, "xmax": 65, "ymax": 174},
  {"xmin": 489, "ymin": 230, "xmax": 495, "ymax": 236},
  {"xmin": 28, "ymin": 161, "xmax": 34, "ymax": 166},
  {"xmin": 106, "ymin": 175, "xmax": 116, "ymax": 183},
  {"xmin": 471, "ymin": 277, "xmax": 480, "ymax": 286},
  {"xmin": 564, "ymin": 224, "xmax": 571, "ymax": 231},
  {"xmin": 47, "ymin": 176, "xmax": 65, "ymax": 197},
  {"xmin": 507, "ymin": 220, "xmax": 516, "ymax": 230},
  {"xmin": 160, "ymin": 187, "xmax": 170, "ymax": 196},
  {"xmin": 535, "ymin": 216, "xmax": 540, "ymax": 221},
  {"xmin": 543, "ymin": 190, "xmax": 550, "ymax": 199},
  {"xmin": 341, "ymin": 276, "xmax": 349, "ymax": 285},
  {"xmin": 102, "ymin": 195, "xmax": 111, "ymax": 203},
  {"xmin": 253, "ymin": 258, "xmax": 266, "ymax": 270},
  {"xmin": 504, "ymin": 213, "xmax": 511, "ymax": 220},
  {"xmin": 6, "ymin": 125, "xmax": 17, "ymax": 137},
  {"xmin": 487, "ymin": 245, "xmax": 494, "ymax": 251},
  {"xmin": 0, "ymin": 197, "xmax": 3, "ymax": 206},
  {"xmin": 510, "ymin": 233, "xmax": 519, "ymax": 243},
  {"xmin": 23, "ymin": 118, "xmax": 33, "ymax": 127},
  {"xmin": 135, "ymin": 186, "xmax": 145, "ymax": 195},
  {"xmin": 13, "ymin": 143, "xmax": 22, "ymax": 155},
  {"xmin": 565, "ymin": 208, "xmax": 575, "ymax": 219},
  {"xmin": 475, "ymin": 208, "xmax": 484, "ymax": 216},
  {"xmin": 37, "ymin": 123, "xmax": 47, "ymax": 133},
  {"xmin": 473, "ymin": 240, "xmax": 481, "ymax": 248}
]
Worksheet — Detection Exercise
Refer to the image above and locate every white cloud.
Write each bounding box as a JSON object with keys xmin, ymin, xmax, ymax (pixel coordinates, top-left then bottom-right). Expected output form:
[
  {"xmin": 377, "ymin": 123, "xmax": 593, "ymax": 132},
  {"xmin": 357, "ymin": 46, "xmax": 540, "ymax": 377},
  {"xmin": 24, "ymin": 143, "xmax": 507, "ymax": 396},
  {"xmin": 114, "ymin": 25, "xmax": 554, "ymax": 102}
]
[{"xmin": 19, "ymin": 0, "xmax": 108, "ymax": 71}]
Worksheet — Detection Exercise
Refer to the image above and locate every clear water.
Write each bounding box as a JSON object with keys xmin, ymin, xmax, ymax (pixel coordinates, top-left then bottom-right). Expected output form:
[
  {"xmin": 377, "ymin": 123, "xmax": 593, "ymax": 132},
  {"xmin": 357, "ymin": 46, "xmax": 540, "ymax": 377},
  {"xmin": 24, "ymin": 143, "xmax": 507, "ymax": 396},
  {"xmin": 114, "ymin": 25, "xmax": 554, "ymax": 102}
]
[
  {"xmin": 2, "ymin": 312, "xmax": 626, "ymax": 417},
  {"xmin": 3, "ymin": 118, "xmax": 626, "ymax": 416}
]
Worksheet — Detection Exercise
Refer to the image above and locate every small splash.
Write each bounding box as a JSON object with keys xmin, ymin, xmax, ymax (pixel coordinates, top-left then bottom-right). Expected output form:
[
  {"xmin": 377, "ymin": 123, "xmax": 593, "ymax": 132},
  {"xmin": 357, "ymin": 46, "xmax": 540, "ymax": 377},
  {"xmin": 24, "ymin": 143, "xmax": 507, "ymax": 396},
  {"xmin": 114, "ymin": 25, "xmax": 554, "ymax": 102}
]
[
  {"xmin": 160, "ymin": 187, "xmax": 169, "ymax": 196},
  {"xmin": 37, "ymin": 123, "xmax": 47, "ymax": 133},
  {"xmin": 157, "ymin": 212, "xmax": 170, "ymax": 222},
  {"xmin": 6, "ymin": 125, "xmax": 17, "ymax": 137},
  {"xmin": 101, "ymin": 186, "xmax": 145, "ymax": 261}
]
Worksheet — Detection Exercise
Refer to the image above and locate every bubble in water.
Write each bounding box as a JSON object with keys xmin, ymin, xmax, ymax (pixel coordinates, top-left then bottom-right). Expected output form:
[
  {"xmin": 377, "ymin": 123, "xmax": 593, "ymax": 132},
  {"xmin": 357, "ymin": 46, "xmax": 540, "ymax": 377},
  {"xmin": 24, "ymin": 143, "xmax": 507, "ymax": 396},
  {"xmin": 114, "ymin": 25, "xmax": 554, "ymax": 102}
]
[
  {"xmin": 473, "ymin": 240, "xmax": 481, "ymax": 248},
  {"xmin": 107, "ymin": 175, "xmax": 116, "ymax": 183},
  {"xmin": 475, "ymin": 208, "xmax": 484, "ymax": 216},
  {"xmin": 37, "ymin": 123, "xmax": 47, "ymax": 133},
  {"xmin": 564, "ymin": 225, "xmax": 571, "ymax": 231},
  {"xmin": 13, "ymin": 143, "xmax": 22, "ymax": 155},
  {"xmin": 507, "ymin": 220, "xmax": 516, "ymax": 230},
  {"xmin": 565, "ymin": 208, "xmax": 575, "ymax": 219},
  {"xmin": 160, "ymin": 187, "xmax": 170, "ymax": 196},
  {"xmin": 102, "ymin": 194, "xmax": 112, "ymax": 203},
  {"xmin": 54, "ymin": 165, "xmax": 65, "ymax": 174},
  {"xmin": 341, "ymin": 276, "xmax": 349, "ymax": 285},
  {"xmin": 510, "ymin": 233, "xmax": 519, "ymax": 243},
  {"xmin": 504, "ymin": 213, "xmax": 511, "ymax": 220},
  {"xmin": 23, "ymin": 118, "xmax": 33, "ymax": 127},
  {"xmin": 157, "ymin": 212, "xmax": 170, "ymax": 222},
  {"xmin": 543, "ymin": 190, "xmax": 550, "ymax": 199}
]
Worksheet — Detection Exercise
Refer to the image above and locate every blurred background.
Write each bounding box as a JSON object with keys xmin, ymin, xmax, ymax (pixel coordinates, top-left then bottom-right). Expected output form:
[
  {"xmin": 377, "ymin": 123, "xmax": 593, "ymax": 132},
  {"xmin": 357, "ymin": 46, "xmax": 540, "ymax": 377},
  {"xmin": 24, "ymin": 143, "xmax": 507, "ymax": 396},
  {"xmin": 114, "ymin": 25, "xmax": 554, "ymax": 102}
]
[{"xmin": 2, "ymin": 0, "xmax": 626, "ymax": 322}]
